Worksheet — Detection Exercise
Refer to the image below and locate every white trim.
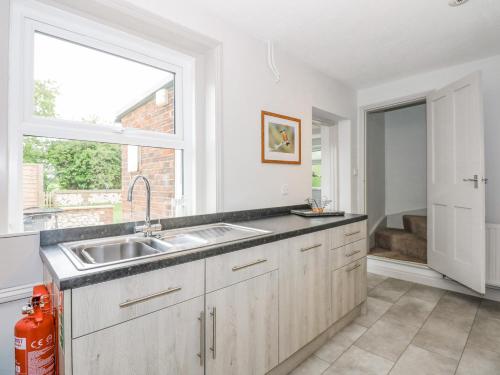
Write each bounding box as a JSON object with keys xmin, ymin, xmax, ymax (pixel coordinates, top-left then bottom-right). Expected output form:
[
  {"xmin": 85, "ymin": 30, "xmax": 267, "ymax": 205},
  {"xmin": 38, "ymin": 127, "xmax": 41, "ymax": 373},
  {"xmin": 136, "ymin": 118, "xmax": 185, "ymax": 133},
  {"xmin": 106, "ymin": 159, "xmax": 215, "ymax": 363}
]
[
  {"xmin": 356, "ymin": 91, "xmax": 431, "ymax": 215},
  {"xmin": 368, "ymin": 256, "xmax": 500, "ymax": 302},
  {"xmin": 8, "ymin": 0, "xmax": 199, "ymax": 231}
]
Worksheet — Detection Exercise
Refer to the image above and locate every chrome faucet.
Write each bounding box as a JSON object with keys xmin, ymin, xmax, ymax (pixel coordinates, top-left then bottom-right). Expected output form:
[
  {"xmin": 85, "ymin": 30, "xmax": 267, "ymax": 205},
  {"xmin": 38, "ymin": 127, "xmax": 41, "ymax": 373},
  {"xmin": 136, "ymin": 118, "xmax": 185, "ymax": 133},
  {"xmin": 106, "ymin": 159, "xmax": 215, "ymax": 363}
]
[{"xmin": 127, "ymin": 175, "xmax": 161, "ymax": 236}]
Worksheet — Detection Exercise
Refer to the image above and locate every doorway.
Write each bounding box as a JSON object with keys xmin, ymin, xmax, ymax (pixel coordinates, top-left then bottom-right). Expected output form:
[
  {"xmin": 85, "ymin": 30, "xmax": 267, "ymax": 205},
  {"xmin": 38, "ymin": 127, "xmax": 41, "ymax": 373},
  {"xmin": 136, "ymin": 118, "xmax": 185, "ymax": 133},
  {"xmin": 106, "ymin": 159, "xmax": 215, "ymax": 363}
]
[{"xmin": 365, "ymin": 100, "xmax": 427, "ymax": 264}]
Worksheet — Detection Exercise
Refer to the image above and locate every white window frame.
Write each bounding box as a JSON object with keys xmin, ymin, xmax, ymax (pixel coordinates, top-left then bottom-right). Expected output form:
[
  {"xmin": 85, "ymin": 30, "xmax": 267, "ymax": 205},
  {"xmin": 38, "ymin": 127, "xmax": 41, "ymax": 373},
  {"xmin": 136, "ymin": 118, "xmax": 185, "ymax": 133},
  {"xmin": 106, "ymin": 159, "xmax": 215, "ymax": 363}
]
[{"xmin": 8, "ymin": 0, "xmax": 196, "ymax": 232}]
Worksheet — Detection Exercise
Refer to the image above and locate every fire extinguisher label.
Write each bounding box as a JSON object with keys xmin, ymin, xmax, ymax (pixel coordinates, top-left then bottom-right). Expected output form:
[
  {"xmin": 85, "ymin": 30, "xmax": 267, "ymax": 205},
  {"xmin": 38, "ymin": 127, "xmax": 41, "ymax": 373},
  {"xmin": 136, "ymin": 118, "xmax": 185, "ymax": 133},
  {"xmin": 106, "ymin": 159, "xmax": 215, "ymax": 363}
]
[{"xmin": 14, "ymin": 337, "xmax": 26, "ymax": 350}]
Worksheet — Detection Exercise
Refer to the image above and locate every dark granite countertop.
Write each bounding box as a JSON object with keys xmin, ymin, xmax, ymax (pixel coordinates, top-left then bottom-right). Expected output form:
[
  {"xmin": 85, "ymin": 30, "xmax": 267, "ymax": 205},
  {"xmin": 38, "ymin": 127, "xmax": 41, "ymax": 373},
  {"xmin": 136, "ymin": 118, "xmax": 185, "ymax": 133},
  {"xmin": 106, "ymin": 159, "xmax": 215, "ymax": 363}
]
[{"xmin": 40, "ymin": 209, "xmax": 367, "ymax": 290}]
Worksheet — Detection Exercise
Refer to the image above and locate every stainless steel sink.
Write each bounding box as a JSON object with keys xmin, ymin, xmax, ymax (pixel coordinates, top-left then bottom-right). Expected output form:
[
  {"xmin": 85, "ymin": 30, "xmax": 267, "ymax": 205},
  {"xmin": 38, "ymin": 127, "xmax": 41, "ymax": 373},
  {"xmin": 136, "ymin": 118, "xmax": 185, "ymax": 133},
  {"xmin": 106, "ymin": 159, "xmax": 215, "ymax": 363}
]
[{"xmin": 60, "ymin": 223, "xmax": 271, "ymax": 270}]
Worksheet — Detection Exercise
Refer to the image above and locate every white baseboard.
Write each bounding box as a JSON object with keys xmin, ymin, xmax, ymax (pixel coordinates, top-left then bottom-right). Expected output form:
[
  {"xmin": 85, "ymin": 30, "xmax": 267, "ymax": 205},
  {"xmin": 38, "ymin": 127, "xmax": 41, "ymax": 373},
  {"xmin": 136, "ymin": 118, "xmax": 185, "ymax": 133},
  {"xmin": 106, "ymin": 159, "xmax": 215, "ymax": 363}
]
[{"xmin": 368, "ymin": 256, "xmax": 500, "ymax": 302}]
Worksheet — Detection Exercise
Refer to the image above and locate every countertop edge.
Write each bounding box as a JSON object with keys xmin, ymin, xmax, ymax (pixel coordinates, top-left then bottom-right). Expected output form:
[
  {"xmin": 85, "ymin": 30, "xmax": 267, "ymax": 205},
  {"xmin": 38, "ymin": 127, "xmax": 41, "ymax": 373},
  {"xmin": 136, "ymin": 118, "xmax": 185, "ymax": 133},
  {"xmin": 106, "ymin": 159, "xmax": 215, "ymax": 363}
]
[{"xmin": 41, "ymin": 214, "xmax": 367, "ymax": 290}]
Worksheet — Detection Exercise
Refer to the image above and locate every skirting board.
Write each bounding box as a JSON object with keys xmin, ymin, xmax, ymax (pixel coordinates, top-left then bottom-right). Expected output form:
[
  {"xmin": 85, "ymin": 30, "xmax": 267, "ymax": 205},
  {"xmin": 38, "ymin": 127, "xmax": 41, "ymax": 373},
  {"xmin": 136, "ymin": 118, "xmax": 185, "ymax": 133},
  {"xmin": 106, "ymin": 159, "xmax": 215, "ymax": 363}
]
[{"xmin": 367, "ymin": 256, "xmax": 500, "ymax": 302}]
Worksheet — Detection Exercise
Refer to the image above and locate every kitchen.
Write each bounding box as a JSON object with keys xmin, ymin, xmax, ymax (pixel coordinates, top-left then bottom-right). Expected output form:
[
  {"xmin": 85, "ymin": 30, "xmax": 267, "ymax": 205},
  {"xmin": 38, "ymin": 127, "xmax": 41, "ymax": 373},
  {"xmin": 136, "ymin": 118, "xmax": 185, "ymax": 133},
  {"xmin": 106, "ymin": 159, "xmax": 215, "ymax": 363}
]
[{"xmin": 1, "ymin": 0, "xmax": 500, "ymax": 374}]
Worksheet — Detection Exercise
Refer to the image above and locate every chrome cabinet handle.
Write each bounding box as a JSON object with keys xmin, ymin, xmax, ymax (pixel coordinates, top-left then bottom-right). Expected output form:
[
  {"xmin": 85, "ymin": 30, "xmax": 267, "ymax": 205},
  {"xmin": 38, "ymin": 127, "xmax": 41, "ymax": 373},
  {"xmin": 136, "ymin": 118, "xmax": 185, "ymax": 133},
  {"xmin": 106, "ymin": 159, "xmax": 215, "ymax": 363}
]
[
  {"xmin": 346, "ymin": 263, "xmax": 361, "ymax": 272},
  {"xmin": 345, "ymin": 249, "xmax": 361, "ymax": 257},
  {"xmin": 197, "ymin": 311, "xmax": 204, "ymax": 366},
  {"xmin": 209, "ymin": 307, "xmax": 216, "ymax": 359},
  {"xmin": 119, "ymin": 286, "xmax": 182, "ymax": 308},
  {"xmin": 232, "ymin": 258, "xmax": 267, "ymax": 271},
  {"xmin": 345, "ymin": 230, "xmax": 361, "ymax": 237},
  {"xmin": 300, "ymin": 244, "xmax": 322, "ymax": 252}
]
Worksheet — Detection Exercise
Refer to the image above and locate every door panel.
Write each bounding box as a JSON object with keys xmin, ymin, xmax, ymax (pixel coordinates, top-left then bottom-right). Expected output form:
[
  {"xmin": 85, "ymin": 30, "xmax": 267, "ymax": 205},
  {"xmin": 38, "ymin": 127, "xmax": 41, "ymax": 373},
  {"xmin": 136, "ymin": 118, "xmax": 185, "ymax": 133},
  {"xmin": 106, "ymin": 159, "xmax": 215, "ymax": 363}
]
[
  {"xmin": 278, "ymin": 231, "xmax": 330, "ymax": 361},
  {"xmin": 427, "ymin": 72, "xmax": 486, "ymax": 293},
  {"xmin": 205, "ymin": 271, "xmax": 279, "ymax": 375},
  {"xmin": 72, "ymin": 296, "xmax": 204, "ymax": 375}
]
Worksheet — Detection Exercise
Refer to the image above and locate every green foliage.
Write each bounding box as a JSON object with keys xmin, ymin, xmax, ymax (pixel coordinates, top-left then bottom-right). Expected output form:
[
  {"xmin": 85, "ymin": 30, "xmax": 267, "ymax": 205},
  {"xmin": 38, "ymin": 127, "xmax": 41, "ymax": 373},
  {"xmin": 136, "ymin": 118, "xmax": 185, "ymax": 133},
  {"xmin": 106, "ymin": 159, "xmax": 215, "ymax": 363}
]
[
  {"xmin": 25, "ymin": 80, "xmax": 122, "ymax": 192},
  {"xmin": 312, "ymin": 164, "xmax": 321, "ymax": 188},
  {"xmin": 34, "ymin": 80, "xmax": 59, "ymax": 117},
  {"xmin": 46, "ymin": 140, "xmax": 122, "ymax": 190}
]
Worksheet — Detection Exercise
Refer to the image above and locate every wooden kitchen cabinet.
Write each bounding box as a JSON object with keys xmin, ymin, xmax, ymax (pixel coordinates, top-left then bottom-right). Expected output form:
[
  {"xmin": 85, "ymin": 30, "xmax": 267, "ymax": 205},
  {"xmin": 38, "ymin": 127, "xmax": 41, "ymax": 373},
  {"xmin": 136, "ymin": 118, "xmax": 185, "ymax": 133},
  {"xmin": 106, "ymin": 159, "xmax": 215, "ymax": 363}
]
[
  {"xmin": 278, "ymin": 231, "xmax": 330, "ymax": 361},
  {"xmin": 72, "ymin": 296, "xmax": 204, "ymax": 375},
  {"xmin": 205, "ymin": 270, "xmax": 279, "ymax": 375},
  {"xmin": 331, "ymin": 257, "xmax": 367, "ymax": 323}
]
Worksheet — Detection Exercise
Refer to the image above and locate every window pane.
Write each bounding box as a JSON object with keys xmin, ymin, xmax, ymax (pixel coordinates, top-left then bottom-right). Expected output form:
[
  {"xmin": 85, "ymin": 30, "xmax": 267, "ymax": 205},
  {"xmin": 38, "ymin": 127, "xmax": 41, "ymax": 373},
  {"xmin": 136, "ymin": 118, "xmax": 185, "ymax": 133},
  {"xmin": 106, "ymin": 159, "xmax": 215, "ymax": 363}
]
[
  {"xmin": 22, "ymin": 136, "xmax": 182, "ymax": 231},
  {"xmin": 33, "ymin": 32, "xmax": 175, "ymax": 133}
]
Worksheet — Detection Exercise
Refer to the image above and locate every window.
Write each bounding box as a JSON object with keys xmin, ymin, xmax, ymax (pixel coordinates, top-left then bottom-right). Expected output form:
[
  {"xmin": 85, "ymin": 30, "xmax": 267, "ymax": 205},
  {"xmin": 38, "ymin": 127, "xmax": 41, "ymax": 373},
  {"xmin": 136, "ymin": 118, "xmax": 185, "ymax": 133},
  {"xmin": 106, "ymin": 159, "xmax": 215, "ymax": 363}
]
[{"xmin": 9, "ymin": 2, "xmax": 194, "ymax": 232}]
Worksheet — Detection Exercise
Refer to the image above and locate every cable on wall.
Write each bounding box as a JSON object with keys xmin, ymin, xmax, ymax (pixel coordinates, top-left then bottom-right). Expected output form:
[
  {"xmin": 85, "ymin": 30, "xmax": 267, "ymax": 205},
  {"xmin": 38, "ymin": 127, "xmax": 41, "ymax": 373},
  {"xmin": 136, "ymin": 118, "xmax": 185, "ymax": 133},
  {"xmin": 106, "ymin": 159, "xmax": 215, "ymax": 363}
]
[{"xmin": 267, "ymin": 40, "xmax": 280, "ymax": 83}]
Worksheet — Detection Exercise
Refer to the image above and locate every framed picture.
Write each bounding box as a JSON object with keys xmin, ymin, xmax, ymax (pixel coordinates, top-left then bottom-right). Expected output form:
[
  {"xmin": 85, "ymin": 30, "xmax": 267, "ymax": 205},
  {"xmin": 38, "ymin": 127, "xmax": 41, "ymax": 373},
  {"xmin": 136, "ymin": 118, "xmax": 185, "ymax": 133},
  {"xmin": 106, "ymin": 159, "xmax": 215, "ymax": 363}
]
[{"xmin": 261, "ymin": 111, "xmax": 301, "ymax": 164}]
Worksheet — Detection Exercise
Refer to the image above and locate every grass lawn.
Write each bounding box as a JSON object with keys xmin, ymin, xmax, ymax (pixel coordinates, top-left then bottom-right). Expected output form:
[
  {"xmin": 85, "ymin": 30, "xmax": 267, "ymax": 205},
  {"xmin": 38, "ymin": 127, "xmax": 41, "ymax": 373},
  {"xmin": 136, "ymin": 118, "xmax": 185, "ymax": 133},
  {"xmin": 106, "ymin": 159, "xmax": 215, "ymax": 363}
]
[
  {"xmin": 312, "ymin": 164, "xmax": 321, "ymax": 188},
  {"xmin": 113, "ymin": 203, "xmax": 123, "ymax": 223}
]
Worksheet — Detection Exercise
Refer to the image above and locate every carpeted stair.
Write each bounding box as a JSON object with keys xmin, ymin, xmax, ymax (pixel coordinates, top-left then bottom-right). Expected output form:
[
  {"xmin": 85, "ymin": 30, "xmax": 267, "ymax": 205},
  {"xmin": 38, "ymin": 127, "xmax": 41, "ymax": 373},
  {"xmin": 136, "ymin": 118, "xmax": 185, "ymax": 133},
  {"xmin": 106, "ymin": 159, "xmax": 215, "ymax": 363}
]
[{"xmin": 371, "ymin": 215, "xmax": 427, "ymax": 263}]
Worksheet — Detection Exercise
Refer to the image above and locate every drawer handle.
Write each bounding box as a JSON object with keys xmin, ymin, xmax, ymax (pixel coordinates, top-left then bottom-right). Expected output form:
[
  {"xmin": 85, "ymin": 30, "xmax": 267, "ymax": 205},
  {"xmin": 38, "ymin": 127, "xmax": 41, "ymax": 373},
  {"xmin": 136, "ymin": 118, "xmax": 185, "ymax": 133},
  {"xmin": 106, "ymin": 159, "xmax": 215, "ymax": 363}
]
[
  {"xmin": 345, "ymin": 230, "xmax": 361, "ymax": 237},
  {"xmin": 119, "ymin": 286, "xmax": 182, "ymax": 308},
  {"xmin": 346, "ymin": 263, "xmax": 361, "ymax": 272},
  {"xmin": 232, "ymin": 258, "xmax": 268, "ymax": 271},
  {"xmin": 300, "ymin": 243, "xmax": 322, "ymax": 252},
  {"xmin": 345, "ymin": 249, "xmax": 361, "ymax": 257}
]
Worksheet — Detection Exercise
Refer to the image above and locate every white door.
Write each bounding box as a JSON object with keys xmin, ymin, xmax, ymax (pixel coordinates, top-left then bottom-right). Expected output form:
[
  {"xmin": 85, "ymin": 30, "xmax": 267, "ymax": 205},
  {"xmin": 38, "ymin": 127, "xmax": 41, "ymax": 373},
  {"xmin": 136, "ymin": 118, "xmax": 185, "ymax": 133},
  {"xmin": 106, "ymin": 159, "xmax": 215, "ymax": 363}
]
[{"xmin": 427, "ymin": 72, "xmax": 486, "ymax": 293}]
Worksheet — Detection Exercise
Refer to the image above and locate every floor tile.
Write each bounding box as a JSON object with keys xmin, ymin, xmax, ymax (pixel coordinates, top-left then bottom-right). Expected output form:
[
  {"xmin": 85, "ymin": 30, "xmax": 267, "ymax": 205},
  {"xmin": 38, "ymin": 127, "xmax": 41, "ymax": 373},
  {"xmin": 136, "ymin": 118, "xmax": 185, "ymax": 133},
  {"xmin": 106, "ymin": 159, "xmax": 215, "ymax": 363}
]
[
  {"xmin": 412, "ymin": 313, "xmax": 471, "ymax": 360},
  {"xmin": 289, "ymin": 355, "xmax": 329, "ymax": 375},
  {"xmin": 477, "ymin": 299, "xmax": 500, "ymax": 321},
  {"xmin": 354, "ymin": 297, "xmax": 393, "ymax": 328},
  {"xmin": 323, "ymin": 345, "xmax": 393, "ymax": 375},
  {"xmin": 383, "ymin": 295, "xmax": 435, "ymax": 328},
  {"xmin": 405, "ymin": 283, "xmax": 445, "ymax": 305},
  {"xmin": 456, "ymin": 343, "xmax": 500, "ymax": 375},
  {"xmin": 368, "ymin": 278, "xmax": 414, "ymax": 303},
  {"xmin": 315, "ymin": 323, "xmax": 367, "ymax": 363},
  {"xmin": 368, "ymin": 273, "xmax": 388, "ymax": 290},
  {"xmin": 355, "ymin": 315, "xmax": 419, "ymax": 361},
  {"xmin": 430, "ymin": 292, "xmax": 479, "ymax": 328},
  {"xmin": 467, "ymin": 316, "xmax": 500, "ymax": 354},
  {"xmin": 389, "ymin": 344, "xmax": 457, "ymax": 375}
]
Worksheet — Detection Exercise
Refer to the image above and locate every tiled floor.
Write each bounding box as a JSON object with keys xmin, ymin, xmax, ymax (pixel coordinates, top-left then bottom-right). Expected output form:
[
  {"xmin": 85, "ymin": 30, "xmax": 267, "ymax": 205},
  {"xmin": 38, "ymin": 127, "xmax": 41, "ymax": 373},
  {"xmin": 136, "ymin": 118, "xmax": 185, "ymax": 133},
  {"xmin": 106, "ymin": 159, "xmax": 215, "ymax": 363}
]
[{"xmin": 289, "ymin": 274, "xmax": 500, "ymax": 375}]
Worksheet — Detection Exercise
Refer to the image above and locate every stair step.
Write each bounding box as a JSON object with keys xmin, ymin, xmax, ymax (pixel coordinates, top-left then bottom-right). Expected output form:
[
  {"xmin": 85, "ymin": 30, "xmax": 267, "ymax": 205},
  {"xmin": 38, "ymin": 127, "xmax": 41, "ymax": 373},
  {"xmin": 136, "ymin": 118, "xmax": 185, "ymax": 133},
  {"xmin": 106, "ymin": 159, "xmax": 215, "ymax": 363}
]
[
  {"xmin": 403, "ymin": 215, "xmax": 427, "ymax": 240},
  {"xmin": 375, "ymin": 228, "xmax": 426, "ymax": 260}
]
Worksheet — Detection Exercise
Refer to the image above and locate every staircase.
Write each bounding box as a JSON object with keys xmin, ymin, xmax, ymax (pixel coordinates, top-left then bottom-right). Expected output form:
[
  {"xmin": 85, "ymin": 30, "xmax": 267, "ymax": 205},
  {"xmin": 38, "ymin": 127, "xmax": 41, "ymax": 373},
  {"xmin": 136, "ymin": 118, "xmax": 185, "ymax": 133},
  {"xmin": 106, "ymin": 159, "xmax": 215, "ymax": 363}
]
[{"xmin": 371, "ymin": 215, "xmax": 427, "ymax": 263}]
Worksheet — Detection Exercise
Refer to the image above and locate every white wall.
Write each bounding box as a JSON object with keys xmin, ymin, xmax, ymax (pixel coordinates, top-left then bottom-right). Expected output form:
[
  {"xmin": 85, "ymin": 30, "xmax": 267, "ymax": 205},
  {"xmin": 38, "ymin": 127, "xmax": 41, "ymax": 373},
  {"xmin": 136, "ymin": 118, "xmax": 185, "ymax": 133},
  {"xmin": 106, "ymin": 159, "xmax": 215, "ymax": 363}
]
[
  {"xmin": 366, "ymin": 112, "xmax": 385, "ymax": 234},
  {"xmin": 384, "ymin": 104, "xmax": 427, "ymax": 217},
  {"xmin": 116, "ymin": 0, "xmax": 357, "ymax": 212},
  {"xmin": 358, "ymin": 54, "xmax": 500, "ymax": 224},
  {"xmin": 0, "ymin": 0, "xmax": 359, "ymax": 369}
]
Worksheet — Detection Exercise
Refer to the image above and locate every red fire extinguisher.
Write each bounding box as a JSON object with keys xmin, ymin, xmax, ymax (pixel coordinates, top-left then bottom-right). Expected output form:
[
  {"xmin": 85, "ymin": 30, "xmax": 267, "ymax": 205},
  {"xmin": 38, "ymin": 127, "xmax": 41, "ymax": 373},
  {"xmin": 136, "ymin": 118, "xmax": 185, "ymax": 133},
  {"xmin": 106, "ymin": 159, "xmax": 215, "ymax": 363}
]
[{"xmin": 14, "ymin": 285, "xmax": 56, "ymax": 375}]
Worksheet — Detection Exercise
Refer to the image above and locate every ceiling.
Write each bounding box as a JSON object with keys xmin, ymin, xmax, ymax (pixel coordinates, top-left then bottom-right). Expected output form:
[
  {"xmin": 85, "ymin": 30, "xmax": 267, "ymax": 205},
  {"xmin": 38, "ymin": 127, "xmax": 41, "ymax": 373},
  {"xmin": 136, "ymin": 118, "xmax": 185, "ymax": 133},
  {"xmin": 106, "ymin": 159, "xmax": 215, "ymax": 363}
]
[{"xmin": 181, "ymin": 0, "xmax": 500, "ymax": 88}]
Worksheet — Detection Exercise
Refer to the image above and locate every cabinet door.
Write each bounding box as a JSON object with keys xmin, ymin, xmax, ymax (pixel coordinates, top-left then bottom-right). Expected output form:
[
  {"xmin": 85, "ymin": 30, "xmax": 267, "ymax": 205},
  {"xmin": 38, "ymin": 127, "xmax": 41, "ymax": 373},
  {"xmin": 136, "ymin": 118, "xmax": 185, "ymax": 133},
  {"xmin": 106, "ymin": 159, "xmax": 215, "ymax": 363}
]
[
  {"xmin": 331, "ymin": 257, "xmax": 367, "ymax": 323},
  {"xmin": 72, "ymin": 296, "xmax": 204, "ymax": 375},
  {"xmin": 278, "ymin": 231, "xmax": 330, "ymax": 361},
  {"xmin": 205, "ymin": 271, "xmax": 279, "ymax": 375}
]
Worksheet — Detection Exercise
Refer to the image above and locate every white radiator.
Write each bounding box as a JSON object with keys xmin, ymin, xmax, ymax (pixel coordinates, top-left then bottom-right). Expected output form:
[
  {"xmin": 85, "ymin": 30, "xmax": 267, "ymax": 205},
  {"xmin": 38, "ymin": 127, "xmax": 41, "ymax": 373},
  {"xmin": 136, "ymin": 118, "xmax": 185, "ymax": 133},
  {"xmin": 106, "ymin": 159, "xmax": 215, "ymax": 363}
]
[{"xmin": 486, "ymin": 223, "xmax": 500, "ymax": 287}]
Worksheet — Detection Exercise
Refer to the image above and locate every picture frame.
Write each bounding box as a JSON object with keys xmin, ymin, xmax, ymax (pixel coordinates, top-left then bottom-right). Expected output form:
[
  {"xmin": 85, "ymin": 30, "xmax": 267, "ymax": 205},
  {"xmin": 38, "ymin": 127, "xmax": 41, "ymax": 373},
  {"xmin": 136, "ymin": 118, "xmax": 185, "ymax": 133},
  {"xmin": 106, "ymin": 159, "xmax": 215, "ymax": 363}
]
[{"xmin": 261, "ymin": 111, "xmax": 302, "ymax": 164}]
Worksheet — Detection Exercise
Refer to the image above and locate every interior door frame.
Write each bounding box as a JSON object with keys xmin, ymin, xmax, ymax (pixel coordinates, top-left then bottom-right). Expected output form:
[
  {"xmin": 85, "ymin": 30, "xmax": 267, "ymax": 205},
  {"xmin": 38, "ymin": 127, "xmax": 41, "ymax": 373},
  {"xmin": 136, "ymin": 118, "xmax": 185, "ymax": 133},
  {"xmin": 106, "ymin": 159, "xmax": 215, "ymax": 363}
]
[{"xmin": 356, "ymin": 91, "xmax": 431, "ymax": 217}]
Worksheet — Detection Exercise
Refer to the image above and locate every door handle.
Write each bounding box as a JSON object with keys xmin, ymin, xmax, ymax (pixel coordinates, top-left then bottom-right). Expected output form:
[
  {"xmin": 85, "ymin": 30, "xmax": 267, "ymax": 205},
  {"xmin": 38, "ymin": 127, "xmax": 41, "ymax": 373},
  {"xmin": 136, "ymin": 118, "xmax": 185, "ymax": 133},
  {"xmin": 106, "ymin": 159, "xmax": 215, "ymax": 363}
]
[
  {"xmin": 209, "ymin": 307, "xmax": 216, "ymax": 359},
  {"xmin": 197, "ymin": 311, "xmax": 204, "ymax": 366},
  {"xmin": 463, "ymin": 175, "xmax": 479, "ymax": 189}
]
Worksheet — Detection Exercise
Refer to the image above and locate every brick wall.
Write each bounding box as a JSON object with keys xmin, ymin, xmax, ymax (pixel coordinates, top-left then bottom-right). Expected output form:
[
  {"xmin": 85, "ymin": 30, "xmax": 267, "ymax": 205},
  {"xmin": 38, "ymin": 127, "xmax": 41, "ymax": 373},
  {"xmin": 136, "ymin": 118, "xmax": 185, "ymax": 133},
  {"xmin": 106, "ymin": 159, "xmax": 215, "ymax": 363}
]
[{"xmin": 120, "ymin": 84, "xmax": 176, "ymax": 222}]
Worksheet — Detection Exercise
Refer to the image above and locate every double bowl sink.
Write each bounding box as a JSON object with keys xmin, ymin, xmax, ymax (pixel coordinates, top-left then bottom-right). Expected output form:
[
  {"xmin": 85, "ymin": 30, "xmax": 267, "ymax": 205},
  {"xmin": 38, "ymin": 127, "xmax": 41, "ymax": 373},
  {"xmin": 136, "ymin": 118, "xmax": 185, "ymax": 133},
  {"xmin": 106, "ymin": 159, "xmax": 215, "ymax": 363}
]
[{"xmin": 60, "ymin": 223, "xmax": 271, "ymax": 270}]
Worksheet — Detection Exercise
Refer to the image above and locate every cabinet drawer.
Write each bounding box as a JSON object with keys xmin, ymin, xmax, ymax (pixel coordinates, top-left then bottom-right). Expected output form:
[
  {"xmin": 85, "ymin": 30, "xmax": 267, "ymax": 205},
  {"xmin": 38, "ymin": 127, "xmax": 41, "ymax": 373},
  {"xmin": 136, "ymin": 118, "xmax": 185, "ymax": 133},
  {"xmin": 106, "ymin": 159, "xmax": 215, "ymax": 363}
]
[
  {"xmin": 331, "ymin": 257, "xmax": 367, "ymax": 323},
  {"xmin": 330, "ymin": 239, "xmax": 367, "ymax": 270},
  {"xmin": 72, "ymin": 260, "xmax": 205, "ymax": 337},
  {"xmin": 206, "ymin": 242, "xmax": 280, "ymax": 292},
  {"xmin": 288, "ymin": 230, "xmax": 329, "ymax": 254},
  {"xmin": 331, "ymin": 220, "xmax": 367, "ymax": 249}
]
